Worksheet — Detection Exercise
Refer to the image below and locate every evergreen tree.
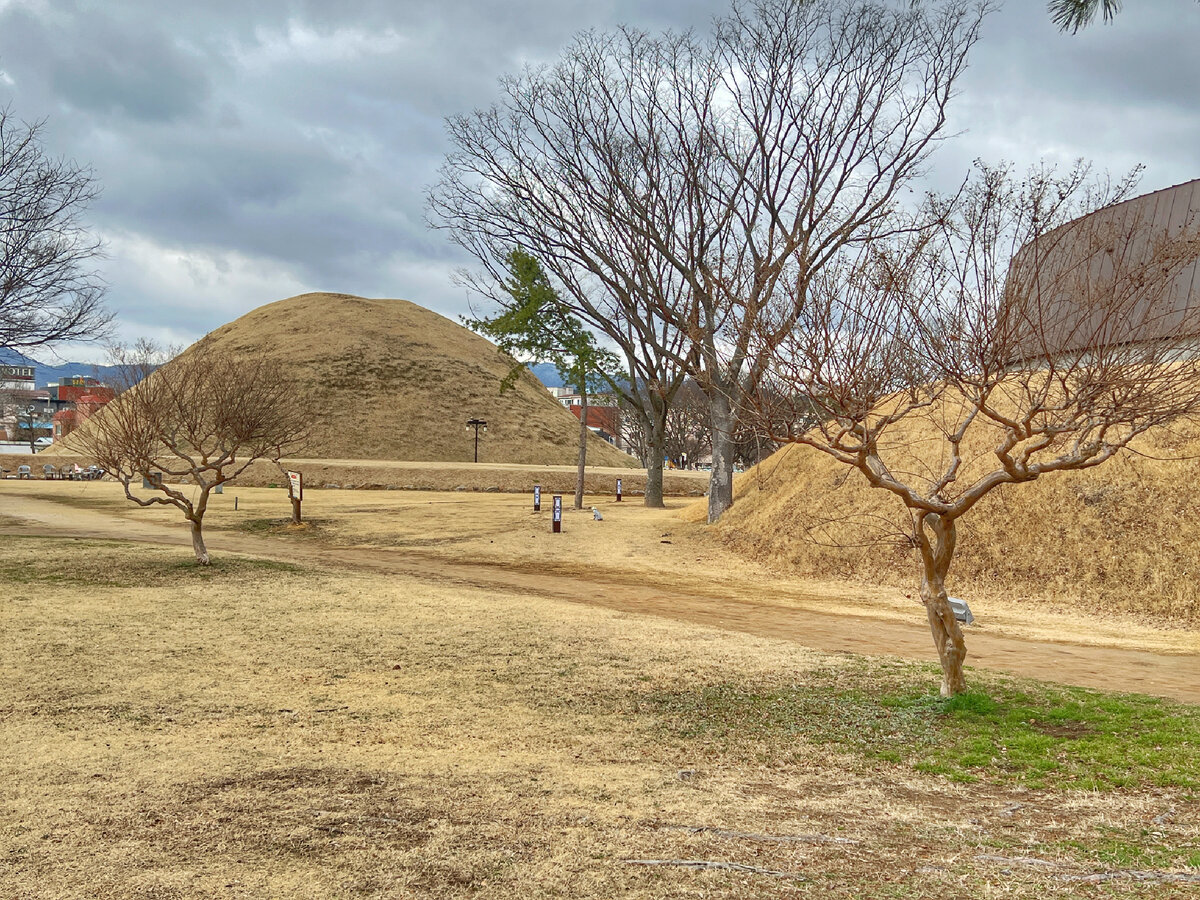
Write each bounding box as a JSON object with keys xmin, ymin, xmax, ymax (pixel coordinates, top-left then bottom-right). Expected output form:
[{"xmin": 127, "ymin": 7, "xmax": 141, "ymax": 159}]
[{"xmin": 466, "ymin": 249, "xmax": 620, "ymax": 509}]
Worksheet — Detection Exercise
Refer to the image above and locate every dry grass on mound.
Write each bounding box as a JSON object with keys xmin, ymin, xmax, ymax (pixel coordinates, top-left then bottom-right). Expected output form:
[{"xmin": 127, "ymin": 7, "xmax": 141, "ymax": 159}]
[
  {"xmin": 62, "ymin": 291, "xmax": 638, "ymax": 468},
  {"xmin": 203, "ymin": 292, "xmax": 639, "ymax": 467},
  {"xmin": 694, "ymin": 414, "xmax": 1200, "ymax": 628}
]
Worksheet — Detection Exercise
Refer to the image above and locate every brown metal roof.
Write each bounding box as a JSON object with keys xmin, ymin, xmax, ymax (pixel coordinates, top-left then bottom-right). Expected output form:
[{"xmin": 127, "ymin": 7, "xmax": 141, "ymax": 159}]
[{"xmin": 1005, "ymin": 179, "xmax": 1200, "ymax": 361}]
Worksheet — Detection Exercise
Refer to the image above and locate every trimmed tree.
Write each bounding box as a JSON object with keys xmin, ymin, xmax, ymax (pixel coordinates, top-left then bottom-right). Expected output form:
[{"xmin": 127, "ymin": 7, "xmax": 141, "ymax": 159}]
[
  {"xmin": 78, "ymin": 340, "xmax": 311, "ymax": 564},
  {"xmin": 751, "ymin": 163, "xmax": 1200, "ymax": 695}
]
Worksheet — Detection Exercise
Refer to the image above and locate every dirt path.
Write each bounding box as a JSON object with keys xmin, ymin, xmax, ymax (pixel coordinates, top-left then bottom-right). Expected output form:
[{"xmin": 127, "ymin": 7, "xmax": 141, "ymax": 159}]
[{"xmin": 4, "ymin": 494, "xmax": 1198, "ymax": 703}]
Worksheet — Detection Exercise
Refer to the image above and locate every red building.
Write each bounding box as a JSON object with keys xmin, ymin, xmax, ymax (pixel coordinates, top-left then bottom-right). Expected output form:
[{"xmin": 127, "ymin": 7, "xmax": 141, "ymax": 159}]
[
  {"xmin": 52, "ymin": 392, "xmax": 112, "ymax": 440},
  {"xmin": 51, "ymin": 409, "xmax": 76, "ymax": 440},
  {"xmin": 567, "ymin": 402, "xmax": 621, "ymax": 445},
  {"xmin": 51, "ymin": 377, "xmax": 115, "ymax": 406}
]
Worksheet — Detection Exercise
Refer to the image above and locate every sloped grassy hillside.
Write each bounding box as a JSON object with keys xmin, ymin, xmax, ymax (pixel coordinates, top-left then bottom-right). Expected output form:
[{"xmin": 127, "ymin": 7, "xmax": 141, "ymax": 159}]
[
  {"xmin": 693, "ymin": 405, "xmax": 1200, "ymax": 626},
  {"xmin": 138, "ymin": 293, "xmax": 638, "ymax": 467}
]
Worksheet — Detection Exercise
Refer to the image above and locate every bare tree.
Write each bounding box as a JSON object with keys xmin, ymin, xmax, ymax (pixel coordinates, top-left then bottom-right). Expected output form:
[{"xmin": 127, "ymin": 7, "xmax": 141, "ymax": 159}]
[
  {"xmin": 429, "ymin": 27, "xmax": 701, "ymax": 507},
  {"xmin": 0, "ymin": 386, "xmax": 14, "ymax": 437},
  {"xmin": 617, "ymin": 395, "xmax": 652, "ymax": 465},
  {"xmin": 15, "ymin": 402, "xmax": 41, "ymax": 452},
  {"xmin": 644, "ymin": 0, "xmax": 989, "ymax": 523},
  {"xmin": 77, "ymin": 340, "xmax": 311, "ymax": 565},
  {"xmin": 728, "ymin": 373, "xmax": 816, "ymax": 468},
  {"xmin": 430, "ymin": 1, "xmax": 987, "ymax": 522},
  {"xmin": 0, "ymin": 386, "xmax": 30, "ymax": 443},
  {"xmin": 624, "ymin": 373, "xmax": 800, "ymax": 469},
  {"xmin": 751, "ymin": 162, "xmax": 1200, "ymax": 696},
  {"xmin": 664, "ymin": 379, "xmax": 712, "ymax": 468},
  {"xmin": 0, "ymin": 109, "xmax": 110, "ymax": 353}
]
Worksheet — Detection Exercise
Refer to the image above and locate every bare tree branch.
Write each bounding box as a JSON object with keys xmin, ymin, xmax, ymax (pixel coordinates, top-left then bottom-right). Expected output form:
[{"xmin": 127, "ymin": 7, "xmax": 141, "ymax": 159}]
[
  {"xmin": 0, "ymin": 108, "xmax": 110, "ymax": 352},
  {"xmin": 75, "ymin": 339, "xmax": 313, "ymax": 564},
  {"xmin": 749, "ymin": 163, "xmax": 1200, "ymax": 695}
]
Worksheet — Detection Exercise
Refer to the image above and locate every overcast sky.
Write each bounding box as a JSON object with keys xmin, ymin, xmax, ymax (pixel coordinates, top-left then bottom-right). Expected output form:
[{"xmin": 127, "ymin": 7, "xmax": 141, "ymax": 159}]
[{"xmin": 2, "ymin": 0, "xmax": 1199, "ymax": 362}]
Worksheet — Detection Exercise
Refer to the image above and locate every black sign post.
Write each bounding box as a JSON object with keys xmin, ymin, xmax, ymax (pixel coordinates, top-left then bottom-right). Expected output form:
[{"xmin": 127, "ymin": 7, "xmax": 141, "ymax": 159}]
[
  {"xmin": 552, "ymin": 494, "xmax": 562, "ymax": 533},
  {"xmin": 616, "ymin": 478, "xmax": 622, "ymax": 502},
  {"xmin": 534, "ymin": 484, "xmax": 542, "ymax": 512}
]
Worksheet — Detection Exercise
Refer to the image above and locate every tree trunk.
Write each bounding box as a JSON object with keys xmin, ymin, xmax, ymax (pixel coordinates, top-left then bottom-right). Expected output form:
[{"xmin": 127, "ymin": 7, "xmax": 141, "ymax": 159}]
[
  {"xmin": 190, "ymin": 520, "xmax": 211, "ymax": 566},
  {"xmin": 644, "ymin": 411, "xmax": 667, "ymax": 509},
  {"xmin": 914, "ymin": 511, "xmax": 966, "ymax": 696},
  {"xmin": 574, "ymin": 387, "xmax": 588, "ymax": 510},
  {"xmin": 707, "ymin": 388, "xmax": 736, "ymax": 523}
]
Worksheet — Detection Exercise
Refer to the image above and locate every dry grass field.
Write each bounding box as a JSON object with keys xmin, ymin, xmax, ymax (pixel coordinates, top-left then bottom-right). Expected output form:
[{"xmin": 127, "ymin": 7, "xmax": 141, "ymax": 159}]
[
  {"xmin": 2, "ymin": 478, "xmax": 1199, "ymax": 897},
  {"xmin": 5, "ymin": 479, "xmax": 1196, "ymax": 660},
  {"xmin": 2, "ymin": 456, "xmax": 705, "ymax": 495}
]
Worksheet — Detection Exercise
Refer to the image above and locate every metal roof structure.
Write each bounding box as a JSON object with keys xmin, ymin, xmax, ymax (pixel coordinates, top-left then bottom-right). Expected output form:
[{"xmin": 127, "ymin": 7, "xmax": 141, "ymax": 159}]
[{"xmin": 1005, "ymin": 179, "xmax": 1200, "ymax": 361}]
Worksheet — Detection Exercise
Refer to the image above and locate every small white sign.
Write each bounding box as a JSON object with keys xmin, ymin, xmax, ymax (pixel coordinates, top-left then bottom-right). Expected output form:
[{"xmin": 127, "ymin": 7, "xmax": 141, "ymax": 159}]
[{"xmin": 287, "ymin": 470, "xmax": 302, "ymax": 500}]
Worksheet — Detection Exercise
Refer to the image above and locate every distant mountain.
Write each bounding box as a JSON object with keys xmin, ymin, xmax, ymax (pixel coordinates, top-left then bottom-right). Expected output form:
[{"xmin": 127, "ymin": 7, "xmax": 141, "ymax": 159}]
[
  {"xmin": 0, "ymin": 347, "xmax": 120, "ymax": 389},
  {"xmin": 526, "ymin": 362, "xmax": 628, "ymax": 395},
  {"xmin": 528, "ymin": 362, "xmax": 564, "ymax": 388},
  {"xmin": 0, "ymin": 347, "xmax": 36, "ymax": 368}
]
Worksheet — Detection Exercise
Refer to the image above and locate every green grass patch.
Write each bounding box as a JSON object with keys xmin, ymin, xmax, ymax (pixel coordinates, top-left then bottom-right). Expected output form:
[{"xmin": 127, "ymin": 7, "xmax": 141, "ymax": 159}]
[
  {"xmin": 644, "ymin": 658, "xmax": 1200, "ymax": 790},
  {"xmin": 1059, "ymin": 827, "xmax": 1200, "ymax": 869},
  {"xmin": 0, "ymin": 536, "xmax": 304, "ymax": 588}
]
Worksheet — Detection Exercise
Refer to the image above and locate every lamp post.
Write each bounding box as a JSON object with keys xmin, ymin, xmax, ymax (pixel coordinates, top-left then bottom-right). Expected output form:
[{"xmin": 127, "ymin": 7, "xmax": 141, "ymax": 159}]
[{"xmin": 466, "ymin": 418, "xmax": 488, "ymax": 463}]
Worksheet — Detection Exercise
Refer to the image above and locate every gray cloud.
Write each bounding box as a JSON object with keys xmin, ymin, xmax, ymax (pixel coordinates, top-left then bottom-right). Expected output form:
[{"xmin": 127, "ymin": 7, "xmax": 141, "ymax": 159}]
[
  {"xmin": 0, "ymin": 0, "xmax": 1197, "ymax": 359},
  {"xmin": 53, "ymin": 20, "xmax": 210, "ymax": 121},
  {"xmin": 2, "ymin": 4, "xmax": 213, "ymax": 122}
]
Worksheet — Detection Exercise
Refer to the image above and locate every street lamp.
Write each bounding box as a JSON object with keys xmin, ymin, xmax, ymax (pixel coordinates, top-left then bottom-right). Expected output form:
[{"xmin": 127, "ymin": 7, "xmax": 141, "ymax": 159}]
[{"xmin": 466, "ymin": 418, "xmax": 488, "ymax": 463}]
